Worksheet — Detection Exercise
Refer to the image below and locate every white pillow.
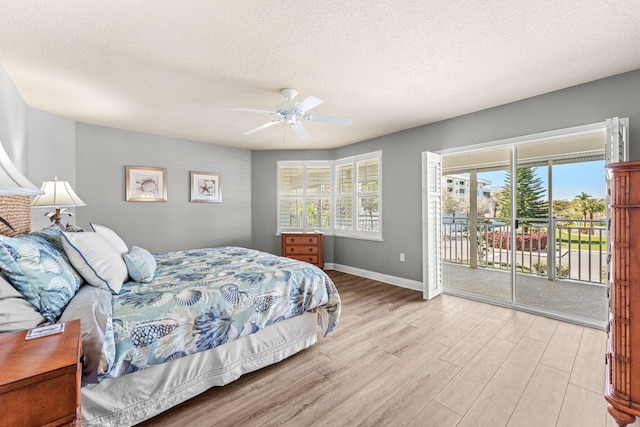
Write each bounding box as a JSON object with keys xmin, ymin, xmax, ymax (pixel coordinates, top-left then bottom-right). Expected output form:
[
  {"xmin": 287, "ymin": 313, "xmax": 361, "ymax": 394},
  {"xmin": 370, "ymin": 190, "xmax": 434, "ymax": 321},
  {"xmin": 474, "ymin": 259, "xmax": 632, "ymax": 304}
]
[
  {"xmin": 61, "ymin": 232, "xmax": 128, "ymax": 294},
  {"xmin": 90, "ymin": 223, "xmax": 128, "ymax": 255}
]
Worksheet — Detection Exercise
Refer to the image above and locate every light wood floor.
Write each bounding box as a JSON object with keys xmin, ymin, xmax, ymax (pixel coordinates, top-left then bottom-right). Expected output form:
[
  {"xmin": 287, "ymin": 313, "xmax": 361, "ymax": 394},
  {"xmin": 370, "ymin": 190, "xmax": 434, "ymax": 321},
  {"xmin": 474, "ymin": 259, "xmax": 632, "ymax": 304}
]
[{"xmin": 139, "ymin": 271, "xmax": 632, "ymax": 427}]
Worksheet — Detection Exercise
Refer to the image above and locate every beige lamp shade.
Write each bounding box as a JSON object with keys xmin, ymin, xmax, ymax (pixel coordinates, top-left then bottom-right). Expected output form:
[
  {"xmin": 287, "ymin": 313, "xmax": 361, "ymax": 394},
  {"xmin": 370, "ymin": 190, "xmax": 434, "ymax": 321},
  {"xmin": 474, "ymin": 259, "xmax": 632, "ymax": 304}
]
[
  {"xmin": 0, "ymin": 142, "xmax": 44, "ymax": 196},
  {"xmin": 31, "ymin": 178, "xmax": 86, "ymax": 208}
]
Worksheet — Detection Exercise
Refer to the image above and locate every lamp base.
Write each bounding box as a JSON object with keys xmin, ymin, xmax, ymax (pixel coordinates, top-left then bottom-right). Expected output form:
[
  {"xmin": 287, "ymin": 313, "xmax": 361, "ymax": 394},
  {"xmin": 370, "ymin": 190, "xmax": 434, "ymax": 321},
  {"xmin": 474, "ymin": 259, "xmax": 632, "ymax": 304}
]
[{"xmin": 48, "ymin": 208, "xmax": 65, "ymax": 230}]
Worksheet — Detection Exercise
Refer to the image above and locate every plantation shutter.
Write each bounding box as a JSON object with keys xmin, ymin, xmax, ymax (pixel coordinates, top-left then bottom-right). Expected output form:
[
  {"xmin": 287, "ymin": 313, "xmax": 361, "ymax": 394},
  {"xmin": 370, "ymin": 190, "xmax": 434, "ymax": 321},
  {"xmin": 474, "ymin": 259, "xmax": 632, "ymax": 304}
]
[
  {"xmin": 279, "ymin": 165, "xmax": 304, "ymax": 230},
  {"xmin": 605, "ymin": 117, "xmax": 629, "ymax": 294},
  {"xmin": 605, "ymin": 117, "xmax": 629, "ymax": 165},
  {"xmin": 335, "ymin": 163, "xmax": 354, "ymax": 230},
  {"xmin": 357, "ymin": 158, "xmax": 380, "ymax": 232},
  {"xmin": 278, "ymin": 163, "xmax": 332, "ymax": 232},
  {"xmin": 306, "ymin": 166, "xmax": 331, "ymax": 229},
  {"xmin": 422, "ymin": 151, "xmax": 443, "ymax": 299}
]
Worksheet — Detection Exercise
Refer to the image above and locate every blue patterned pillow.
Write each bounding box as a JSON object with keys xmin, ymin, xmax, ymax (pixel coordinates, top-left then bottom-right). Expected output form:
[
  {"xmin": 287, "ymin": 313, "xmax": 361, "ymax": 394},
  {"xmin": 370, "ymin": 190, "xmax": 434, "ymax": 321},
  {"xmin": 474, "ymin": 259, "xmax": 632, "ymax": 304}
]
[
  {"xmin": 123, "ymin": 246, "xmax": 156, "ymax": 283},
  {"xmin": 0, "ymin": 234, "xmax": 83, "ymax": 322},
  {"xmin": 30, "ymin": 226, "xmax": 71, "ymax": 261}
]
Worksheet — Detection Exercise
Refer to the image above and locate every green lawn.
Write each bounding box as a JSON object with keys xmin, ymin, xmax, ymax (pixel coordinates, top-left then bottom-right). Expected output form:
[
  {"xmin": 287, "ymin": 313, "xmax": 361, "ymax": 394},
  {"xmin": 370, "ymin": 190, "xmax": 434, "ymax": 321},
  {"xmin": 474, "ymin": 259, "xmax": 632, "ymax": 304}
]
[{"xmin": 555, "ymin": 230, "xmax": 606, "ymax": 250}]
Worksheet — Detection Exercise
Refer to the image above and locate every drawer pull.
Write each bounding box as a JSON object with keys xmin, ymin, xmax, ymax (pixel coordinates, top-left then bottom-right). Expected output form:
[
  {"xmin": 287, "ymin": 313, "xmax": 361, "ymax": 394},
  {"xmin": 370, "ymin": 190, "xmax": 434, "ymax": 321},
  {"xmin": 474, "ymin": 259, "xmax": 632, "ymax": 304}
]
[{"xmin": 309, "ymin": 248, "xmax": 313, "ymax": 252}]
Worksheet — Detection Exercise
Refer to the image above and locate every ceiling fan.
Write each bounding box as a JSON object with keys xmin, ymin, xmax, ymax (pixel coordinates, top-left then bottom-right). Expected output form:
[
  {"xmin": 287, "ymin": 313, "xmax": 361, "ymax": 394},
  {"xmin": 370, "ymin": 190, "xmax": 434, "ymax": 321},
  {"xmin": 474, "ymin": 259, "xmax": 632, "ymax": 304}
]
[{"xmin": 231, "ymin": 88, "xmax": 352, "ymax": 140}]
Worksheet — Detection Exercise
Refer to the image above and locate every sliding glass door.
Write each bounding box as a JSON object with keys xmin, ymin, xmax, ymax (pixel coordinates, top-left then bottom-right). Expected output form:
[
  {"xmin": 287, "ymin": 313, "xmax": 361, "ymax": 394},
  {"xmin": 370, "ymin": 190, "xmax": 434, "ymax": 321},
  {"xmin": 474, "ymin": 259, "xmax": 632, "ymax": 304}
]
[{"xmin": 427, "ymin": 119, "xmax": 627, "ymax": 327}]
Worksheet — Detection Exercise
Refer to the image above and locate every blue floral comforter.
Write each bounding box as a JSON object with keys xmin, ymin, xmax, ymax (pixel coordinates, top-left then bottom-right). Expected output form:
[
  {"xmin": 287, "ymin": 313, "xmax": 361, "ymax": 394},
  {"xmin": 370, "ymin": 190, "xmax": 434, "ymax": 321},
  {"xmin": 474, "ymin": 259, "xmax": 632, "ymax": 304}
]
[{"xmin": 106, "ymin": 246, "xmax": 340, "ymax": 378}]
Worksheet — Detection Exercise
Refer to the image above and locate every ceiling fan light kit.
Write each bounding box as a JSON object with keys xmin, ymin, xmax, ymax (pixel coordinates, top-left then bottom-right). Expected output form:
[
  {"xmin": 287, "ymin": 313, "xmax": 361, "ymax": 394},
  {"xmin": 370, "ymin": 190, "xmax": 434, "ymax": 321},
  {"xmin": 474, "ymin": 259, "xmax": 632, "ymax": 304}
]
[
  {"xmin": 280, "ymin": 88, "xmax": 297, "ymax": 100},
  {"xmin": 232, "ymin": 88, "xmax": 352, "ymax": 141}
]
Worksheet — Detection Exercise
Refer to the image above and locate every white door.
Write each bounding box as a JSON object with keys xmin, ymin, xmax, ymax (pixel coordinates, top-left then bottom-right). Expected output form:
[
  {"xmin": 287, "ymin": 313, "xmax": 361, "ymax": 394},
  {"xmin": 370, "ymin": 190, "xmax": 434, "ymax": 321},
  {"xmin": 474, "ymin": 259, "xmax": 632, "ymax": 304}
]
[{"xmin": 422, "ymin": 151, "xmax": 443, "ymax": 299}]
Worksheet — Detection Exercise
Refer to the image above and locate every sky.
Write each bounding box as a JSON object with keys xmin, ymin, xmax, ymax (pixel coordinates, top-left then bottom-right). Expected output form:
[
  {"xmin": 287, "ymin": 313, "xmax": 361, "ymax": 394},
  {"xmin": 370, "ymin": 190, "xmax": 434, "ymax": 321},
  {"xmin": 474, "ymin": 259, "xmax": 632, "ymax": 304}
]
[{"xmin": 478, "ymin": 160, "xmax": 606, "ymax": 201}]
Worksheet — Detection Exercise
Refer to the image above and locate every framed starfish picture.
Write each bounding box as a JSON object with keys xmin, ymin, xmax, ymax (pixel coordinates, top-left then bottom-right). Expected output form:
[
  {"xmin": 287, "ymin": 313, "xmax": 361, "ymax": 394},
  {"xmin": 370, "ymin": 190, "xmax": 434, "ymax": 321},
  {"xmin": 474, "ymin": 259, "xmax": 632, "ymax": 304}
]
[{"xmin": 190, "ymin": 171, "xmax": 221, "ymax": 203}]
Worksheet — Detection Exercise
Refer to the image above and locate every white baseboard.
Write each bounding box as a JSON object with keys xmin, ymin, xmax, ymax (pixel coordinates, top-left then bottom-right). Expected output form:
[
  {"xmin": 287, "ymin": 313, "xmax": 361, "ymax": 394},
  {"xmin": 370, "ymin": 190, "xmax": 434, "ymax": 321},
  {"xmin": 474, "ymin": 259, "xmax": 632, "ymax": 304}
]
[{"xmin": 328, "ymin": 263, "xmax": 422, "ymax": 292}]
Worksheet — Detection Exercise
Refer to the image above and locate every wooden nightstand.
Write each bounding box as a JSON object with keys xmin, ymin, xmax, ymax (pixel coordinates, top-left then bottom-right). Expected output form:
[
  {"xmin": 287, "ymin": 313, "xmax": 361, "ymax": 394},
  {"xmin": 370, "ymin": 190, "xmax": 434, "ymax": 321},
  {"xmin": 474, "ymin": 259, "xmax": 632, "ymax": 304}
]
[
  {"xmin": 281, "ymin": 232, "xmax": 324, "ymax": 269},
  {"xmin": 0, "ymin": 319, "xmax": 83, "ymax": 426}
]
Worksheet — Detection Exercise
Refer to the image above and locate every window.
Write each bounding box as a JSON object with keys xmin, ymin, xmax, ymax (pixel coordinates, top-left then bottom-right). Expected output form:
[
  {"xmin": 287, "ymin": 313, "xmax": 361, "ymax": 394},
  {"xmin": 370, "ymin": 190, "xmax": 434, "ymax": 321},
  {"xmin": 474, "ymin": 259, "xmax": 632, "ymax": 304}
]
[
  {"xmin": 277, "ymin": 151, "xmax": 382, "ymax": 240},
  {"xmin": 278, "ymin": 161, "xmax": 331, "ymax": 232},
  {"xmin": 334, "ymin": 151, "xmax": 382, "ymax": 239}
]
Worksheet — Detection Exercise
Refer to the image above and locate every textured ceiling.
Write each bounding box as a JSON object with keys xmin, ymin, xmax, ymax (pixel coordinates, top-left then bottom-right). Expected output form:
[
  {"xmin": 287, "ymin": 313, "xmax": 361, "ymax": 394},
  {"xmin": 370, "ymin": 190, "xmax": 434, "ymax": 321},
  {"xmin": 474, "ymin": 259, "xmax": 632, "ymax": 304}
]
[{"xmin": 1, "ymin": 1, "xmax": 639, "ymax": 150}]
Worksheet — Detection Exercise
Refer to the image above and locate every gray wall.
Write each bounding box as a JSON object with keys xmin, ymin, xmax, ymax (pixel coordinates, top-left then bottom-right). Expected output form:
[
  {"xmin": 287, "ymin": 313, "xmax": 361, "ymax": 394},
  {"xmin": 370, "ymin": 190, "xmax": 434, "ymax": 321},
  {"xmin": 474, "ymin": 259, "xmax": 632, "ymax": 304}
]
[
  {"xmin": 75, "ymin": 124, "xmax": 252, "ymax": 252},
  {"xmin": 27, "ymin": 108, "xmax": 77, "ymax": 231},
  {"xmin": 252, "ymin": 69, "xmax": 640, "ymax": 282},
  {"xmin": 0, "ymin": 65, "xmax": 76, "ymax": 231}
]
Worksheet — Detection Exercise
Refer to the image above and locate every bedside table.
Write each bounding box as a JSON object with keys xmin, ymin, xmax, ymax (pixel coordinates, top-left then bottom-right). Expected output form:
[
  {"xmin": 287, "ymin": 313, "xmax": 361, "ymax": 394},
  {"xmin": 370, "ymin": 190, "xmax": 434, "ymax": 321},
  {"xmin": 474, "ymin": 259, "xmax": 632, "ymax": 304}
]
[
  {"xmin": 281, "ymin": 232, "xmax": 324, "ymax": 269},
  {"xmin": 0, "ymin": 319, "xmax": 83, "ymax": 426}
]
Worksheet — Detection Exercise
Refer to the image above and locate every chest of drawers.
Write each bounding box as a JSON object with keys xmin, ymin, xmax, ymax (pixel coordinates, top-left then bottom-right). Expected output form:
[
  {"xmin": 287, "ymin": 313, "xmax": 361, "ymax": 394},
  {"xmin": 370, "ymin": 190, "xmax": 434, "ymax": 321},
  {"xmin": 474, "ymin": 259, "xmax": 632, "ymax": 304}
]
[
  {"xmin": 606, "ymin": 161, "xmax": 640, "ymax": 426},
  {"xmin": 281, "ymin": 232, "xmax": 324, "ymax": 269}
]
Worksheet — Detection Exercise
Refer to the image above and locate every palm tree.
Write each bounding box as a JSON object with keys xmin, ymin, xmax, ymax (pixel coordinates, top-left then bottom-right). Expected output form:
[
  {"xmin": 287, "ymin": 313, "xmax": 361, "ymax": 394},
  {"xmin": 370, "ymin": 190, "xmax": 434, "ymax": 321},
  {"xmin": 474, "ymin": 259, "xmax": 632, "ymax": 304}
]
[
  {"xmin": 574, "ymin": 191, "xmax": 591, "ymax": 228},
  {"xmin": 585, "ymin": 198, "xmax": 605, "ymax": 234}
]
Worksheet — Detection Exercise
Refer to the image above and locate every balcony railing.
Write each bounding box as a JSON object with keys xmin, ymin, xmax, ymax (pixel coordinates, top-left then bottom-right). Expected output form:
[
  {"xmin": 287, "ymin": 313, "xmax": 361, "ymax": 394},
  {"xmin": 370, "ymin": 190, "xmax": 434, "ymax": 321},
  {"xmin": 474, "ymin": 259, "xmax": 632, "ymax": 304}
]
[{"xmin": 443, "ymin": 216, "xmax": 607, "ymax": 284}]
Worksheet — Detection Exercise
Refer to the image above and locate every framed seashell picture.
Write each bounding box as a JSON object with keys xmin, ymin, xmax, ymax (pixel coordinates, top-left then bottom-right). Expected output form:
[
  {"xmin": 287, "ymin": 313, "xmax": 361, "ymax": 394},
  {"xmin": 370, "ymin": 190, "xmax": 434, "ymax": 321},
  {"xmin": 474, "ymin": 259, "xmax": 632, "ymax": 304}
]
[
  {"xmin": 126, "ymin": 166, "xmax": 167, "ymax": 202},
  {"xmin": 190, "ymin": 171, "xmax": 221, "ymax": 203}
]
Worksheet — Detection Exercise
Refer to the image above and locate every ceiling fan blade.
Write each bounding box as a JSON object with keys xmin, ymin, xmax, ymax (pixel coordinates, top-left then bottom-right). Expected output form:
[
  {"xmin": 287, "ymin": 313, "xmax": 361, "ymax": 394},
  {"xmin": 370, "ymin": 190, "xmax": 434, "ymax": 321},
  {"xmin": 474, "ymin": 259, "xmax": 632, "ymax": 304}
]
[
  {"xmin": 304, "ymin": 114, "xmax": 353, "ymax": 126},
  {"xmin": 293, "ymin": 96, "xmax": 324, "ymax": 114},
  {"xmin": 231, "ymin": 108, "xmax": 278, "ymax": 115},
  {"xmin": 290, "ymin": 121, "xmax": 310, "ymax": 140},
  {"xmin": 243, "ymin": 120, "xmax": 281, "ymax": 135}
]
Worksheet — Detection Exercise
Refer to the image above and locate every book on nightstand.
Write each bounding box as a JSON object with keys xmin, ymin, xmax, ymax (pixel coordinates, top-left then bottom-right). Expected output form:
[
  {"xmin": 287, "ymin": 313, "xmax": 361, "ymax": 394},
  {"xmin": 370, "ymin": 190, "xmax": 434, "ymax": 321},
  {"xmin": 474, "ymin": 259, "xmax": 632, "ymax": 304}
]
[{"xmin": 25, "ymin": 322, "xmax": 65, "ymax": 340}]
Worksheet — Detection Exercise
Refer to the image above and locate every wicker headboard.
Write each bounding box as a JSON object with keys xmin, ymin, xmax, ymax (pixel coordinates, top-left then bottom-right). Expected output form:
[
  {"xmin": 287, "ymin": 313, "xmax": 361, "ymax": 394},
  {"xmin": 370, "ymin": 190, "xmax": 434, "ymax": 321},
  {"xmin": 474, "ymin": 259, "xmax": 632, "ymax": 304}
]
[{"xmin": 0, "ymin": 196, "xmax": 31, "ymax": 237}]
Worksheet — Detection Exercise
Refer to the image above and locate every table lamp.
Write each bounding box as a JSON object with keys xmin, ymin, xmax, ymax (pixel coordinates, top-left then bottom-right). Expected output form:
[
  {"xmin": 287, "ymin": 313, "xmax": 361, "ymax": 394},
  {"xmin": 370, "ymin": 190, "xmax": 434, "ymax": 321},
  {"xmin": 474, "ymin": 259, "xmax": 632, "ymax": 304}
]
[{"xmin": 31, "ymin": 177, "xmax": 86, "ymax": 228}]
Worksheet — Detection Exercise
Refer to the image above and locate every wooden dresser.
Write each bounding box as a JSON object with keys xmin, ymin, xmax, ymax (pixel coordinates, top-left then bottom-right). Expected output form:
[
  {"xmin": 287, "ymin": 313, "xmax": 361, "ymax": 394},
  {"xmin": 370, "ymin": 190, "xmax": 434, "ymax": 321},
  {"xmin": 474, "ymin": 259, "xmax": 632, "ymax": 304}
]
[
  {"xmin": 0, "ymin": 319, "xmax": 83, "ymax": 426},
  {"xmin": 281, "ymin": 232, "xmax": 324, "ymax": 269},
  {"xmin": 606, "ymin": 161, "xmax": 640, "ymax": 426}
]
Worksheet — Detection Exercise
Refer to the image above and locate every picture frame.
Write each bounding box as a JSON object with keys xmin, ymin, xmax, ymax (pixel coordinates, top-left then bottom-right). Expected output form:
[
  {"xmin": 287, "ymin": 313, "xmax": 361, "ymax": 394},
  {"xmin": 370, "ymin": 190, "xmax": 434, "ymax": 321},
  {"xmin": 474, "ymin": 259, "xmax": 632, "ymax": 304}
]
[
  {"xmin": 190, "ymin": 171, "xmax": 221, "ymax": 203},
  {"xmin": 125, "ymin": 166, "xmax": 167, "ymax": 202}
]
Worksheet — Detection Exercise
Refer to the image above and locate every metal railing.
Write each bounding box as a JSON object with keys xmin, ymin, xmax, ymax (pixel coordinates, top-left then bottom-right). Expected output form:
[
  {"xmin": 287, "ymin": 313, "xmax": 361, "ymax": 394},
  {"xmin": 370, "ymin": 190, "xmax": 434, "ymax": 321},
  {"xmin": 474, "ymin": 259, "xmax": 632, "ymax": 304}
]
[{"xmin": 443, "ymin": 216, "xmax": 606, "ymax": 284}]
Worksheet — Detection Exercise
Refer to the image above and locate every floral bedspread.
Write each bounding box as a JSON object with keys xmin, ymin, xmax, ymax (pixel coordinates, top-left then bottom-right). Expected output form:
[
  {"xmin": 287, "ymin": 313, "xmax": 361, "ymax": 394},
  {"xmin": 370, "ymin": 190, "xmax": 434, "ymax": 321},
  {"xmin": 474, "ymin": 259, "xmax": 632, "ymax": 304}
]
[{"xmin": 107, "ymin": 246, "xmax": 340, "ymax": 378}]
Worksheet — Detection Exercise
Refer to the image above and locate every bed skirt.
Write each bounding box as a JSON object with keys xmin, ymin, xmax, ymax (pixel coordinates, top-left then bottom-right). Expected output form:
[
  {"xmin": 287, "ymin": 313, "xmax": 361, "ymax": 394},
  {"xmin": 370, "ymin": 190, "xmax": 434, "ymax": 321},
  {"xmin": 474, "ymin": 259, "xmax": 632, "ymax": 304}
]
[{"xmin": 82, "ymin": 311, "xmax": 318, "ymax": 427}]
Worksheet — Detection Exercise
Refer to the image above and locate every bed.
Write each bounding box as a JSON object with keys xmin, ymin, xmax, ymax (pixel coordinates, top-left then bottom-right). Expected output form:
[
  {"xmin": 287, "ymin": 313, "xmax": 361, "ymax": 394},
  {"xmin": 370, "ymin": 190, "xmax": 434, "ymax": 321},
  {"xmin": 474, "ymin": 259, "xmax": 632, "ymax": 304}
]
[{"xmin": 0, "ymin": 224, "xmax": 340, "ymax": 427}]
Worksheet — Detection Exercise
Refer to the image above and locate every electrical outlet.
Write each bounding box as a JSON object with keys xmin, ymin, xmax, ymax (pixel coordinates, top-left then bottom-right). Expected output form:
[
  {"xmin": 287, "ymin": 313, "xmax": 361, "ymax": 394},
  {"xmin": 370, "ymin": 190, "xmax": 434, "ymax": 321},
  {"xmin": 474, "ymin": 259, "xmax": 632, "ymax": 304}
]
[{"xmin": 400, "ymin": 253, "xmax": 405, "ymax": 262}]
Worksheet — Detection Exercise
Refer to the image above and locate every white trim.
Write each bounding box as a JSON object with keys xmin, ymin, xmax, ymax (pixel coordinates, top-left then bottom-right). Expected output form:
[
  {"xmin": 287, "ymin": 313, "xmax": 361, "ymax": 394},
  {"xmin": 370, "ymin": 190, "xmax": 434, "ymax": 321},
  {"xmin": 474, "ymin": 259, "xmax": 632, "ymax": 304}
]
[
  {"xmin": 330, "ymin": 263, "xmax": 422, "ymax": 291},
  {"xmin": 436, "ymin": 121, "xmax": 607, "ymax": 156}
]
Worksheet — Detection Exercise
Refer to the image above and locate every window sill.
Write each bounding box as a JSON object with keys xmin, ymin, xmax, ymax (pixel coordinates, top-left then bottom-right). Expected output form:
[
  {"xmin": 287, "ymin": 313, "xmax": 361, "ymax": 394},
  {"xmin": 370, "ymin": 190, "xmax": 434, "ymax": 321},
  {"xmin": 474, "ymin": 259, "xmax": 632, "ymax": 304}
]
[{"xmin": 276, "ymin": 230, "xmax": 383, "ymax": 242}]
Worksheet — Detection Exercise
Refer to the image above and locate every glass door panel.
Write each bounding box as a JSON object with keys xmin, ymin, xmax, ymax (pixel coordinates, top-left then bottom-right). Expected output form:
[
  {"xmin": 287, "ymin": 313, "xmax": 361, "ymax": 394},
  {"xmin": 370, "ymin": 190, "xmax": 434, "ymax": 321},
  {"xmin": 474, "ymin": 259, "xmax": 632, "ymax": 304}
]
[
  {"xmin": 512, "ymin": 161, "xmax": 551, "ymax": 312},
  {"xmin": 442, "ymin": 145, "xmax": 512, "ymax": 304},
  {"xmin": 539, "ymin": 160, "xmax": 607, "ymax": 324}
]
